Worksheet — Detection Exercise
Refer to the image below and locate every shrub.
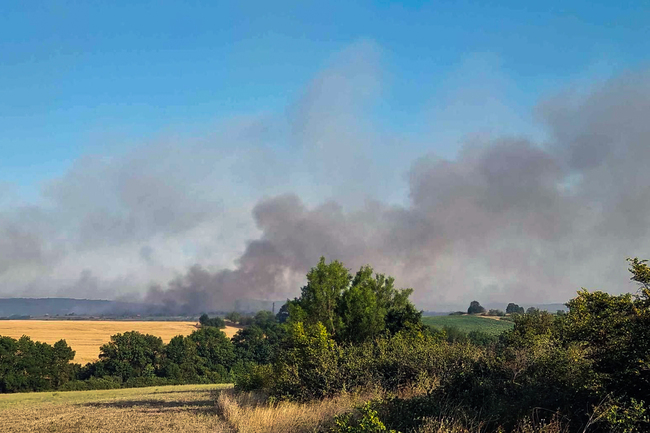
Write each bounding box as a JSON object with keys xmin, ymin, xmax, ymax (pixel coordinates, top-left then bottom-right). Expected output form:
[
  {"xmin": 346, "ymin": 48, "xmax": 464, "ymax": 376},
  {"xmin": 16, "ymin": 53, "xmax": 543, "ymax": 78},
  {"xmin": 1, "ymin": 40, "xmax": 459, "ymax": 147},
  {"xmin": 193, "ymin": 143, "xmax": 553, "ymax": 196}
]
[
  {"xmin": 332, "ymin": 402, "xmax": 400, "ymax": 433},
  {"xmin": 487, "ymin": 309, "xmax": 505, "ymax": 316},
  {"xmin": 233, "ymin": 362, "xmax": 274, "ymax": 392},
  {"xmin": 199, "ymin": 314, "xmax": 226, "ymax": 328}
]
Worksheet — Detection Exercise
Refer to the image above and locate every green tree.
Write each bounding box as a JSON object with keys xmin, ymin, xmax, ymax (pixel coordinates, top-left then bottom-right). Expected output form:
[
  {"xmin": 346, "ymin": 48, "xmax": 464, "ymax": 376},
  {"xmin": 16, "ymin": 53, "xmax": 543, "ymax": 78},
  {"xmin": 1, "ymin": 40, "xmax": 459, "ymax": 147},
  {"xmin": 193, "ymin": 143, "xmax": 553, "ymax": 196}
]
[
  {"xmin": 253, "ymin": 310, "xmax": 277, "ymax": 330},
  {"xmin": 199, "ymin": 314, "xmax": 225, "ymax": 328},
  {"xmin": 161, "ymin": 335, "xmax": 203, "ymax": 380},
  {"xmin": 338, "ymin": 266, "xmax": 390, "ymax": 343},
  {"xmin": 506, "ymin": 303, "xmax": 524, "ymax": 314},
  {"xmin": 232, "ymin": 325, "xmax": 273, "ymax": 364},
  {"xmin": 0, "ymin": 336, "xmax": 76, "ymax": 392},
  {"xmin": 188, "ymin": 327, "xmax": 236, "ymax": 371},
  {"xmin": 225, "ymin": 311, "xmax": 242, "ymax": 323},
  {"xmin": 97, "ymin": 331, "xmax": 164, "ymax": 381},
  {"xmin": 297, "ymin": 257, "xmax": 351, "ymax": 336},
  {"xmin": 467, "ymin": 301, "xmax": 486, "ymax": 314}
]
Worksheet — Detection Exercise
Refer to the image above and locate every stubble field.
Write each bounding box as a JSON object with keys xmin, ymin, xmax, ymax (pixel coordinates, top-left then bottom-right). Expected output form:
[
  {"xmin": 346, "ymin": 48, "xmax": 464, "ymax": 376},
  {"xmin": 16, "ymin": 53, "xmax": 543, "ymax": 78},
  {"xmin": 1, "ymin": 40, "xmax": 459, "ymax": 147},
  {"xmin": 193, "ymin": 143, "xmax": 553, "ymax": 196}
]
[
  {"xmin": 0, "ymin": 320, "xmax": 240, "ymax": 364},
  {"xmin": 0, "ymin": 384, "xmax": 231, "ymax": 433},
  {"xmin": 0, "ymin": 383, "xmax": 366, "ymax": 433}
]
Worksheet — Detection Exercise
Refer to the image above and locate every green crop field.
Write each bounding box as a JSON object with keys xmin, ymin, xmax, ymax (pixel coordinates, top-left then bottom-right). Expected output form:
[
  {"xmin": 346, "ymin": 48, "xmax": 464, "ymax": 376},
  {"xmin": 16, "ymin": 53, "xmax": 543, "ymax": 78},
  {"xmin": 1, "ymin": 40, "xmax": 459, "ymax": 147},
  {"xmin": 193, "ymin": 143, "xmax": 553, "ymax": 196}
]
[{"xmin": 422, "ymin": 315, "xmax": 514, "ymax": 335}]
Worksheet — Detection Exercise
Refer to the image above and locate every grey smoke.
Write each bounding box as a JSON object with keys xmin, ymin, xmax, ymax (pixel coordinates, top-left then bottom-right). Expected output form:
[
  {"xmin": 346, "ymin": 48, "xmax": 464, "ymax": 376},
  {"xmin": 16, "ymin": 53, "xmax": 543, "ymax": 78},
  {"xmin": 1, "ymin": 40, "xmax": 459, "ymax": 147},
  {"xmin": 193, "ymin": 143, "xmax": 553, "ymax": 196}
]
[
  {"xmin": 146, "ymin": 71, "xmax": 650, "ymax": 312},
  {"xmin": 1, "ymin": 43, "xmax": 649, "ymax": 311}
]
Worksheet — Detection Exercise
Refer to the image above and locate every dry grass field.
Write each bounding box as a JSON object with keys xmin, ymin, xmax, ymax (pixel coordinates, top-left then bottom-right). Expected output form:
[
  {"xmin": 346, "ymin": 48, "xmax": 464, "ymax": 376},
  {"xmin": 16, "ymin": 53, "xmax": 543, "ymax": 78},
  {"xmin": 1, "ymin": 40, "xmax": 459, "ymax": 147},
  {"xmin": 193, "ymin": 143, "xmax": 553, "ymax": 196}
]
[
  {"xmin": 0, "ymin": 384, "xmax": 371, "ymax": 433},
  {"xmin": 0, "ymin": 320, "xmax": 240, "ymax": 364},
  {"xmin": 0, "ymin": 384, "xmax": 231, "ymax": 433}
]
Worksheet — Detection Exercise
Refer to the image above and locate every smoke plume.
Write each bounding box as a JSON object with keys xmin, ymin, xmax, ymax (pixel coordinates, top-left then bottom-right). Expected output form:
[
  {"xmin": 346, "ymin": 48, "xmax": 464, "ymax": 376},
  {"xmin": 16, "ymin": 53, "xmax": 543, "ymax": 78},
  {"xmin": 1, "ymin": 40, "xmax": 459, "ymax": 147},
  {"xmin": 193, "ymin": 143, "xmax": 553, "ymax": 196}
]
[{"xmin": 1, "ymin": 43, "xmax": 649, "ymax": 311}]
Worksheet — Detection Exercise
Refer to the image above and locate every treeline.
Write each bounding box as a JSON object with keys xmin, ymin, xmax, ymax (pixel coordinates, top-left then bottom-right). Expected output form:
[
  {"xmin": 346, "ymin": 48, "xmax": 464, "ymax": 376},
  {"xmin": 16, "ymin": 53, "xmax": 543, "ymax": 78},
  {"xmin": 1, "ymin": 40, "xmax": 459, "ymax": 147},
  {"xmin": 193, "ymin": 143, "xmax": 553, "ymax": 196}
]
[
  {"xmin": 0, "ymin": 310, "xmax": 280, "ymax": 393},
  {"xmin": 2, "ymin": 257, "xmax": 649, "ymax": 432},
  {"xmin": 231, "ymin": 258, "xmax": 650, "ymax": 432}
]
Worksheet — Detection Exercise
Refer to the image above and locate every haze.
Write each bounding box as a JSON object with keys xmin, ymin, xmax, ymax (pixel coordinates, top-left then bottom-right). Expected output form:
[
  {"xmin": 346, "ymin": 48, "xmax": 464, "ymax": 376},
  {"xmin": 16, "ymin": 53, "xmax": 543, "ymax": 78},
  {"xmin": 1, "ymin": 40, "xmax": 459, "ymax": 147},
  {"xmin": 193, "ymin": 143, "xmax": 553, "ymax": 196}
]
[{"xmin": 1, "ymin": 2, "xmax": 649, "ymax": 311}]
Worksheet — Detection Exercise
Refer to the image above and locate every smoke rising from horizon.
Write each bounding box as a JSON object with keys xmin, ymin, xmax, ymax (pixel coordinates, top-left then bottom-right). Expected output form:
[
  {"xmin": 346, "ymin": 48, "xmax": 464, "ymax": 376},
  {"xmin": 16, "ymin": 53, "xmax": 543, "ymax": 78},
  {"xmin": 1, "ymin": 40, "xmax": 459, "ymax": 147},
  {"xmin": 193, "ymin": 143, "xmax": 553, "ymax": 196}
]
[{"xmin": 1, "ymin": 43, "xmax": 649, "ymax": 311}]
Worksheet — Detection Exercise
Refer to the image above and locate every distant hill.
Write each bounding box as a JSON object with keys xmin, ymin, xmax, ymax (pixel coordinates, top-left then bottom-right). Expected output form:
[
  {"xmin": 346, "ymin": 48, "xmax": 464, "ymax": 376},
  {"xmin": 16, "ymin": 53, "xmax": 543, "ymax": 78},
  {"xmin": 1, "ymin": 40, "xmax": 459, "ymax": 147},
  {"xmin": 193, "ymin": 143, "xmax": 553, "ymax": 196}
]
[
  {"xmin": 0, "ymin": 297, "xmax": 289, "ymax": 318},
  {"xmin": 0, "ymin": 298, "xmax": 144, "ymax": 317}
]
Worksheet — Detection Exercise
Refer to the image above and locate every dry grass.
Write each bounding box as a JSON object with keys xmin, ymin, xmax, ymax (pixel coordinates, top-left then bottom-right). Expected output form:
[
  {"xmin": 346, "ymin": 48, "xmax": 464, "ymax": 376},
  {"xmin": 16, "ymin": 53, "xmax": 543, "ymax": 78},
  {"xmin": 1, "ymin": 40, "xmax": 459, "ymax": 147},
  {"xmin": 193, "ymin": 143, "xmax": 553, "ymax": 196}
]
[
  {"xmin": 0, "ymin": 384, "xmax": 374, "ymax": 433},
  {"xmin": 0, "ymin": 384, "xmax": 231, "ymax": 433},
  {"xmin": 215, "ymin": 389, "xmax": 379, "ymax": 433},
  {"xmin": 0, "ymin": 384, "xmax": 573, "ymax": 433},
  {"xmin": 0, "ymin": 320, "xmax": 240, "ymax": 364}
]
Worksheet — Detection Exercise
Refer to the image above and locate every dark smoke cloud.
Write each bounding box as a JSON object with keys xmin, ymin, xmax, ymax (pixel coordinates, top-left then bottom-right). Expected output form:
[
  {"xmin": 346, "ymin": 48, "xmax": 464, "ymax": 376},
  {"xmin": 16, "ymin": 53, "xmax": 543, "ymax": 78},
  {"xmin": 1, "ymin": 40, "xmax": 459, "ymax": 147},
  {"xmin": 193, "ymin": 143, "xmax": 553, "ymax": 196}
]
[
  {"xmin": 1, "ymin": 43, "xmax": 649, "ymax": 311},
  {"xmin": 146, "ymin": 71, "xmax": 650, "ymax": 312}
]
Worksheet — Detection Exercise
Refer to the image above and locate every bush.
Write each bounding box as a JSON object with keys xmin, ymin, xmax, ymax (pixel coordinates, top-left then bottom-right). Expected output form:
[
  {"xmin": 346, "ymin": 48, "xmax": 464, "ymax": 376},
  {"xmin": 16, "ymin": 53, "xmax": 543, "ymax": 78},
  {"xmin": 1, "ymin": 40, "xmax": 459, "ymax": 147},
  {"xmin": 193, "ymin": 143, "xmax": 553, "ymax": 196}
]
[
  {"xmin": 332, "ymin": 402, "xmax": 400, "ymax": 433},
  {"xmin": 486, "ymin": 309, "xmax": 505, "ymax": 316},
  {"xmin": 233, "ymin": 362, "xmax": 274, "ymax": 392},
  {"xmin": 199, "ymin": 314, "xmax": 225, "ymax": 328},
  {"xmin": 59, "ymin": 376, "xmax": 122, "ymax": 391}
]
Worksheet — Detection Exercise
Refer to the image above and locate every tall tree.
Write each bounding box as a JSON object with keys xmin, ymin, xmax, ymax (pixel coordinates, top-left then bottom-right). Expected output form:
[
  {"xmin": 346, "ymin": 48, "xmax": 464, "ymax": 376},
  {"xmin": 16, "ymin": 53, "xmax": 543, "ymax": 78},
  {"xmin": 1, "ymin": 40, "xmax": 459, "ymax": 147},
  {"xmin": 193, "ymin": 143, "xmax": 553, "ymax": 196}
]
[
  {"xmin": 467, "ymin": 300, "xmax": 486, "ymax": 314},
  {"xmin": 298, "ymin": 257, "xmax": 351, "ymax": 336}
]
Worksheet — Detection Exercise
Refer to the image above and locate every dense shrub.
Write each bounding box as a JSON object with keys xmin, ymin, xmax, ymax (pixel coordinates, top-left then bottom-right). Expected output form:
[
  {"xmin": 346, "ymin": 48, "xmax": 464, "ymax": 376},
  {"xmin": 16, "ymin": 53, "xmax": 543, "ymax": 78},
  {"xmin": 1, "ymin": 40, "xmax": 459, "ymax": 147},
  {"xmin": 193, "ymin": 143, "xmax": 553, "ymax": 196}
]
[
  {"xmin": 59, "ymin": 376, "xmax": 122, "ymax": 391},
  {"xmin": 199, "ymin": 313, "xmax": 226, "ymax": 328}
]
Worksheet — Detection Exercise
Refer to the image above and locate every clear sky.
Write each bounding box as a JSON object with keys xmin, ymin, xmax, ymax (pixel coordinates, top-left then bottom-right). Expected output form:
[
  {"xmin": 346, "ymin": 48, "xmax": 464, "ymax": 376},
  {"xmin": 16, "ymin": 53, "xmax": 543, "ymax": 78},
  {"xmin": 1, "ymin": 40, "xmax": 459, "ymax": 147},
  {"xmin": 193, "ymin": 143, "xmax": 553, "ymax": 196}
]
[{"xmin": 1, "ymin": 1, "xmax": 650, "ymax": 309}]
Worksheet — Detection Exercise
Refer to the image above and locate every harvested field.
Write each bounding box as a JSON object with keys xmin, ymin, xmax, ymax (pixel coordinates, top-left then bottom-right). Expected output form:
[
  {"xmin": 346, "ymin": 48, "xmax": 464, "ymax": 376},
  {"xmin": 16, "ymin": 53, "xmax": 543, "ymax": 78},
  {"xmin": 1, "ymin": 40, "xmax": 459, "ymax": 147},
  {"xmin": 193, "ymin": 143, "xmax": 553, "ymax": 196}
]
[
  {"xmin": 0, "ymin": 320, "xmax": 240, "ymax": 364},
  {"xmin": 0, "ymin": 384, "xmax": 370, "ymax": 433},
  {"xmin": 0, "ymin": 384, "xmax": 231, "ymax": 433}
]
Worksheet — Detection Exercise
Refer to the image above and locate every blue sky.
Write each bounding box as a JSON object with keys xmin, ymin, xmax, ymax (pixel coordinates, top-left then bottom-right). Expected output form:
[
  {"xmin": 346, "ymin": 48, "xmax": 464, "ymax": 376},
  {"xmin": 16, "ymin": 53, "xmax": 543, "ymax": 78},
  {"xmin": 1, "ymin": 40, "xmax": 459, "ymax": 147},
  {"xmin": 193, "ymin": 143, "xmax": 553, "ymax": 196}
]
[
  {"xmin": 2, "ymin": 1, "xmax": 650, "ymax": 307},
  {"xmin": 2, "ymin": 1, "xmax": 648, "ymax": 194}
]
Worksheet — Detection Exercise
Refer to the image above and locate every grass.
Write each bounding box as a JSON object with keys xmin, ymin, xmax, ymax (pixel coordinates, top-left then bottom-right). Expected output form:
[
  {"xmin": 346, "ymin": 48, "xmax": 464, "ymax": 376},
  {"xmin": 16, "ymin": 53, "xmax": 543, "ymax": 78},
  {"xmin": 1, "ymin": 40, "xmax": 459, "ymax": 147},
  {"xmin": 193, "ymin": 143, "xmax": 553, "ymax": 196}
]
[
  {"xmin": 0, "ymin": 384, "xmax": 569, "ymax": 433},
  {"xmin": 0, "ymin": 383, "xmax": 373, "ymax": 433},
  {"xmin": 0, "ymin": 320, "xmax": 240, "ymax": 364},
  {"xmin": 216, "ymin": 389, "xmax": 378, "ymax": 433},
  {"xmin": 0, "ymin": 383, "xmax": 232, "ymax": 433},
  {"xmin": 422, "ymin": 315, "xmax": 514, "ymax": 336}
]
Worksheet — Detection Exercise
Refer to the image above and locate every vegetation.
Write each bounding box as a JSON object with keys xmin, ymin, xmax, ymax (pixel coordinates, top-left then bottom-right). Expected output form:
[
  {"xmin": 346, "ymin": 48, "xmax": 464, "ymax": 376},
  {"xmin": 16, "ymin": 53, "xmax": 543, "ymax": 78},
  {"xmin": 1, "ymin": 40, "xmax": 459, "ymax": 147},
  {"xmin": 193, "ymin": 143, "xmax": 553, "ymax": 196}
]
[
  {"xmin": 421, "ymin": 314, "xmax": 514, "ymax": 335},
  {"xmin": 506, "ymin": 302, "xmax": 525, "ymax": 314},
  {"xmin": 0, "ymin": 384, "xmax": 229, "ymax": 432},
  {"xmin": 231, "ymin": 257, "xmax": 650, "ymax": 432},
  {"xmin": 0, "ymin": 320, "xmax": 237, "ymax": 364},
  {"xmin": 199, "ymin": 313, "xmax": 226, "ymax": 328},
  {"xmin": 2, "ymin": 256, "xmax": 650, "ymax": 432},
  {"xmin": 467, "ymin": 300, "xmax": 486, "ymax": 314}
]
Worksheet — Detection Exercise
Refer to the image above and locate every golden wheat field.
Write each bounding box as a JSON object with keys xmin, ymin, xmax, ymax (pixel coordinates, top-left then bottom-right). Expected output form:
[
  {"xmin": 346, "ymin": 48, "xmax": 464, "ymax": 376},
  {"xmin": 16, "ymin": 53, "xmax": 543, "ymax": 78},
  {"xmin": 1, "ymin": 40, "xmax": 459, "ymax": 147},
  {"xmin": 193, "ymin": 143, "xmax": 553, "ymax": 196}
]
[{"xmin": 0, "ymin": 320, "xmax": 240, "ymax": 364}]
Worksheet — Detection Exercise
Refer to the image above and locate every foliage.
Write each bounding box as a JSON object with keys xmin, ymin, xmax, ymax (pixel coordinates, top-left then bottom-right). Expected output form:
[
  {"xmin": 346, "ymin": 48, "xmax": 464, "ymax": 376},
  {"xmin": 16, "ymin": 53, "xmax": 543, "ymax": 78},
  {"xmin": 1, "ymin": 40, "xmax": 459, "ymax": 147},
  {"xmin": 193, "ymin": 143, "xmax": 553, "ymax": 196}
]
[
  {"xmin": 561, "ymin": 287, "xmax": 650, "ymax": 403},
  {"xmin": 332, "ymin": 402, "xmax": 400, "ymax": 433},
  {"xmin": 187, "ymin": 326, "xmax": 236, "ymax": 372},
  {"xmin": 225, "ymin": 311, "xmax": 242, "ymax": 323},
  {"xmin": 487, "ymin": 309, "xmax": 505, "ymax": 316},
  {"xmin": 199, "ymin": 313, "xmax": 226, "ymax": 328},
  {"xmin": 467, "ymin": 301, "xmax": 486, "ymax": 314},
  {"xmin": 272, "ymin": 321, "xmax": 341, "ymax": 400},
  {"xmin": 285, "ymin": 257, "xmax": 422, "ymax": 344},
  {"xmin": 297, "ymin": 257, "xmax": 351, "ymax": 336},
  {"xmin": 92, "ymin": 331, "xmax": 164, "ymax": 381},
  {"xmin": 232, "ymin": 325, "xmax": 274, "ymax": 364},
  {"xmin": 0, "ymin": 335, "xmax": 76, "ymax": 392},
  {"xmin": 597, "ymin": 397, "xmax": 649, "ymax": 433},
  {"xmin": 506, "ymin": 302, "xmax": 525, "ymax": 314}
]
